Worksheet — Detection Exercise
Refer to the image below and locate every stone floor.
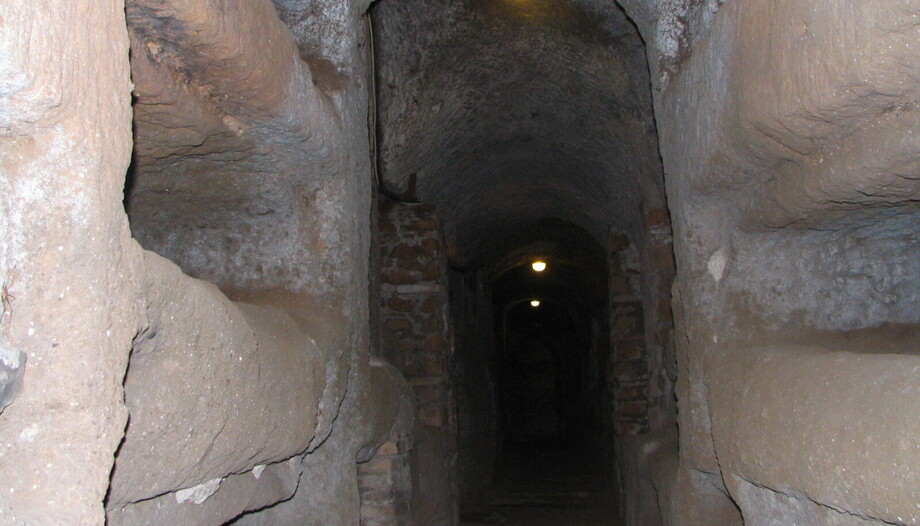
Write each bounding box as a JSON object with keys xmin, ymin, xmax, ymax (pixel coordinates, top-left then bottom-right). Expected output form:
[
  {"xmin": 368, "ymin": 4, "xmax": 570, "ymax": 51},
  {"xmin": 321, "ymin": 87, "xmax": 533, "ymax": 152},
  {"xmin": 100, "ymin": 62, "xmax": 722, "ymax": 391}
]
[{"xmin": 460, "ymin": 439, "xmax": 619, "ymax": 525}]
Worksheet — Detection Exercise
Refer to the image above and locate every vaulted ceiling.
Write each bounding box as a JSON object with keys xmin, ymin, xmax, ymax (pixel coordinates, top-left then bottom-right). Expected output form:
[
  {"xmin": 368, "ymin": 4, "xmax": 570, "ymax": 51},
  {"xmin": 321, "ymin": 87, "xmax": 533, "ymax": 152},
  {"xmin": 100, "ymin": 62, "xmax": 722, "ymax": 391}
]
[{"xmin": 372, "ymin": 0, "xmax": 662, "ymax": 263}]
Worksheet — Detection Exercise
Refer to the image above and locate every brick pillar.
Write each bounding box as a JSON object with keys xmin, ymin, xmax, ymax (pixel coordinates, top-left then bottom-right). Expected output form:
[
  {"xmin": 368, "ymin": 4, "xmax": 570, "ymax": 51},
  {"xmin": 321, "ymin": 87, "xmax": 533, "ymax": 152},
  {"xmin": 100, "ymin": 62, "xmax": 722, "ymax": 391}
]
[
  {"xmin": 358, "ymin": 439, "xmax": 413, "ymax": 526},
  {"xmin": 377, "ymin": 197, "xmax": 458, "ymax": 525},
  {"xmin": 640, "ymin": 205, "xmax": 677, "ymax": 431},
  {"xmin": 608, "ymin": 231, "xmax": 650, "ymax": 436}
]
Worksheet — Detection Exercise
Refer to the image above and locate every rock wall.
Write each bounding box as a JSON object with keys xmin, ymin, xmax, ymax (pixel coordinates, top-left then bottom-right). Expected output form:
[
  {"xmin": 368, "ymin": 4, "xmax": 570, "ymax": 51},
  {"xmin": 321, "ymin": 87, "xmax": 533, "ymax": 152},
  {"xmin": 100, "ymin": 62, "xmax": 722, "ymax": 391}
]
[
  {"xmin": 124, "ymin": 0, "xmax": 375, "ymax": 442},
  {"xmin": 106, "ymin": 253, "xmax": 330, "ymax": 524},
  {"xmin": 0, "ymin": 0, "xmax": 414, "ymax": 524},
  {"xmin": 0, "ymin": 1, "xmax": 139, "ymax": 523},
  {"xmin": 651, "ymin": 0, "xmax": 920, "ymax": 524}
]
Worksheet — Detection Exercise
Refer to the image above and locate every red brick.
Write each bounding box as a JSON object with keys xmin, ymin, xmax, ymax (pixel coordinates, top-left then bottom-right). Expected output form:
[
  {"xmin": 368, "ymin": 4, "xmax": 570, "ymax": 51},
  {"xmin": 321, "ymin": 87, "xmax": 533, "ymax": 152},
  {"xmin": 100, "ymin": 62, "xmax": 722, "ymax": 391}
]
[
  {"xmin": 389, "ymin": 244, "xmax": 418, "ymax": 261},
  {"xmin": 423, "ymin": 335, "xmax": 445, "ymax": 354},
  {"xmin": 383, "ymin": 318, "xmax": 412, "ymax": 334},
  {"xmin": 421, "ymin": 260, "xmax": 441, "ymax": 280},
  {"xmin": 413, "ymin": 385, "xmax": 443, "ymax": 404},
  {"xmin": 394, "ymin": 339, "xmax": 416, "ymax": 354},
  {"xmin": 419, "ymin": 297, "xmax": 440, "ymax": 313},
  {"xmin": 378, "ymin": 219, "xmax": 397, "ymax": 233},
  {"xmin": 615, "ymin": 386, "xmax": 646, "ymax": 401},
  {"xmin": 410, "ymin": 219, "xmax": 438, "ymax": 231},
  {"xmin": 386, "ymin": 297, "xmax": 415, "ymax": 312},
  {"xmin": 418, "ymin": 405, "xmax": 446, "ymax": 428},
  {"xmin": 610, "ymin": 275, "xmax": 633, "ymax": 296},
  {"xmin": 382, "ymin": 269, "xmax": 416, "ymax": 284},
  {"xmin": 392, "ymin": 258, "xmax": 425, "ymax": 272},
  {"xmin": 420, "ymin": 238, "xmax": 439, "ymax": 252},
  {"xmin": 646, "ymin": 207, "xmax": 670, "ymax": 228},
  {"xmin": 615, "ymin": 422, "xmax": 649, "ymax": 436},
  {"xmin": 614, "ymin": 340, "xmax": 645, "ymax": 361},
  {"xmin": 612, "ymin": 304, "xmax": 644, "ymax": 338},
  {"xmin": 422, "ymin": 314, "xmax": 441, "ymax": 332},
  {"xmin": 617, "ymin": 400, "xmax": 647, "ymax": 416},
  {"xmin": 612, "ymin": 360, "xmax": 647, "ymax": 383}
]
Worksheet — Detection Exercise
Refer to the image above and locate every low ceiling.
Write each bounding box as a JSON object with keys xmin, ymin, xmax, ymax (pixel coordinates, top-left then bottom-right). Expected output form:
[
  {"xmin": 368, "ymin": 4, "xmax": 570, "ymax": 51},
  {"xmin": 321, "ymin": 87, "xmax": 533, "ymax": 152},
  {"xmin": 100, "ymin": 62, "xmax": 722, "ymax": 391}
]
[{"xmin": 372, "ymin": 0, "xmax": 660, "ymax": 264}]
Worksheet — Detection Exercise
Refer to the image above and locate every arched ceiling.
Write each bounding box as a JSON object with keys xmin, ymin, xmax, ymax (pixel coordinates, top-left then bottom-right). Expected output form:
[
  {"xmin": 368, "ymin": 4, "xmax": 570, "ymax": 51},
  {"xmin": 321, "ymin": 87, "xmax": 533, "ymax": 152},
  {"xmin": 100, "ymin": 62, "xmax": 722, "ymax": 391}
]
[
  {"xmin": 372, "ymin": 0, "xmax": 661, "ymax": 262},
  {"xmin": 490, "ymin": 218, "xmax": 607, "ymax": 320}
]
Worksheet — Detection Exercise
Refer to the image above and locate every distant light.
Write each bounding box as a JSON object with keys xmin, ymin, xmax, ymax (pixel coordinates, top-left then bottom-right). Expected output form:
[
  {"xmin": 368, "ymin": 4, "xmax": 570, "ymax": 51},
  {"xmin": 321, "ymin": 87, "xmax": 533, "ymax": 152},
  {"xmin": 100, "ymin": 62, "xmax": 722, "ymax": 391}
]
[
  {"xmin": 531, "ymin": 260, "xmax": 547, "ymax": 272},
  {"xmin": 530, "ymin": 300, "xmax": 541, "ymax": 308}
]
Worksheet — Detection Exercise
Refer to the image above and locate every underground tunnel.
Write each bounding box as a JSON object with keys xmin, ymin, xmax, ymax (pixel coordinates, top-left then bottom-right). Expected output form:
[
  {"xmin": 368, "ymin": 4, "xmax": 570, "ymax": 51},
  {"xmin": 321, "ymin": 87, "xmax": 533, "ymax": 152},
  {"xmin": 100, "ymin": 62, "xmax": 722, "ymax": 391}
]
[
  {"xmin": 466, "ymin": 232, "xmax": 620, "ymax": 524},
  {"xmin": 2, "ymin": 0, "xmax": 920, "ymax": 525},
  {"xmin": 370, "ymin": 0, "xmax": 673, "ymax": 520}
]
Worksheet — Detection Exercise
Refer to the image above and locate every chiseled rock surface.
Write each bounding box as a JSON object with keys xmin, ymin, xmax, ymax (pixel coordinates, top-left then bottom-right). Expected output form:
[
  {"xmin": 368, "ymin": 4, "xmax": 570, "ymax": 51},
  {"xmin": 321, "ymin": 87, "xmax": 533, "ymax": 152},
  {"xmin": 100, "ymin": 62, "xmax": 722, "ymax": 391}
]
[
  {"xmin": 707, "ymin": 345, "xmax": 920, "ymax": 525},
  {"xmin": 0, "ymin": 0, "xmax": 139, "ymax": 523},
  {"xmin": 657, "ymin": 0, "xmax": 920, "ymax": 523},
  {"xmin": 108, "ymin": 459, "xmax": 302, "ymax": 526},
  {"xmin": 124, "ymin": 0, "xmax": 376, "ymax": 459},
  {"xmin": 106, "ymin": 252, "xmax": 326, "ymax": 509},
  {"xmin": 232, "ymin": 358, "xmax": 414, "ymax": 526}
]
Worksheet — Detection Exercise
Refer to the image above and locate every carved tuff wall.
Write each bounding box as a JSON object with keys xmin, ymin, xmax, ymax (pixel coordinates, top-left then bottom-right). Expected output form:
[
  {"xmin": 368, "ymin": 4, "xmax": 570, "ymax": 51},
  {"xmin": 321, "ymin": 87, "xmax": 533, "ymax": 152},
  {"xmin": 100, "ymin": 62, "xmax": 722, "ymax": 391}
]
[{"xmin": 646, "ymin": 0, "xmax": 920, "ymax": 524}]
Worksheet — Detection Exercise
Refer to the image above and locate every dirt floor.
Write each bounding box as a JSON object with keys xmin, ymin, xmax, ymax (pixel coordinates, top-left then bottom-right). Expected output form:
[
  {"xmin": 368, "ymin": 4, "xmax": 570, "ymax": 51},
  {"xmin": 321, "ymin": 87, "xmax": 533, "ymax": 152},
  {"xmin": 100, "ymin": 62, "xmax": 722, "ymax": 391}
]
[{"xmin": 460, "ymin": 439, "xmax": 620, "ymax": 525}]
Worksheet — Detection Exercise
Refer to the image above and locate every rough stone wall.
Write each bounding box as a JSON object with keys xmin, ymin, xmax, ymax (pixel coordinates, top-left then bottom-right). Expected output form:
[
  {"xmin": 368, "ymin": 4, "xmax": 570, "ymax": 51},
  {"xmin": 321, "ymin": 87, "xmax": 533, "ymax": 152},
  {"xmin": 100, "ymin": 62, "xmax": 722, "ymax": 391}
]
[
  {"xmin": 378, "ymin": 197, "xmax": 459, "ymax": 525},
  {"xmin": 616, "ymin": 0, "xmax": 726, "ymax": 89},
  {"xmin": 651, "ymin": 0, "xmax": 920, "ymax": 524},
  {"xmin": 124, "ymin": 0, "xmax": 376, "ymax": 446},
  {"xmin": 105, "ymin": 253, "xmax": 334, "ymax": 525},
  {"xmin": 0, "ymin": 1, "xmax": 139, "ymax": 523},
  {"xmin": 232, "ymin": 359, "xmax": 413, "ymax": 526},
  {"xmin": 0, "ymin": 0, "xmax": 416, "ymax": 524},
  {"xmin": 110, "ymin": 0, "xmax": 415, "ymax": 523}
]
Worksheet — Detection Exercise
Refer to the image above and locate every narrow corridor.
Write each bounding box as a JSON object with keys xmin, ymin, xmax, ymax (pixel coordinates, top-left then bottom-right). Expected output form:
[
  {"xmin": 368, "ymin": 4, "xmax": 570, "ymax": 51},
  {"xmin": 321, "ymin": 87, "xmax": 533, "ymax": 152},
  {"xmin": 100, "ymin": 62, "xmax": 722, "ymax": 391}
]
[
  {"xmin": 461, "ymin": 439, "xmax": 618, "ymax": 526},
  {"xmin": 7, "ymin": 1, "xmax": 918, "ymax": 525}
]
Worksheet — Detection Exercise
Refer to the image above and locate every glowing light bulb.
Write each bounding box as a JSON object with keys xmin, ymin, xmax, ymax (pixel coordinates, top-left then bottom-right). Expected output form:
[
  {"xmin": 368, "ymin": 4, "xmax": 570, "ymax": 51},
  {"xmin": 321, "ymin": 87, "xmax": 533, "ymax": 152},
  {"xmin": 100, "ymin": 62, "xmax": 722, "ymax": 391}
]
[
  {"xmin": 531, "ymin": 260, "xmax": 547, "ymax": 272},
  {"xmin": 530, "ymin": 300, "xmax": 541, "ymax": 307}
]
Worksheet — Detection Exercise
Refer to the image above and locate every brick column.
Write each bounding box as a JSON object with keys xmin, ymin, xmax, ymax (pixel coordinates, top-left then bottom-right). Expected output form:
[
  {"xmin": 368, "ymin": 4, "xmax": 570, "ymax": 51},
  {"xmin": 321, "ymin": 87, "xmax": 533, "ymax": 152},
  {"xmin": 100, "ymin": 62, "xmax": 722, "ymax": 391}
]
[
  {"xmin": 608, "ymin": 231, "xmax": 650, "ymax": 436},
  {"xmin": 358, "ymin": 439, "xmax": 413, "ymax": 526},
  {"xmin": 377, "ymin": 197, "xmax": 458, "ymax": 525}
]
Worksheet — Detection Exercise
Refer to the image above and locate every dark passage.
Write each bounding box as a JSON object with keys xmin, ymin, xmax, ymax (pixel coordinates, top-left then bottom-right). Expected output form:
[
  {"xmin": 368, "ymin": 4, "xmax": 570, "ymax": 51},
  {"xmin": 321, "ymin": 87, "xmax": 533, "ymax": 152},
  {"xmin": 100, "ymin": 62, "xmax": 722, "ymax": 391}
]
[
  {"xmin": 461, "ymin": 247, "xmax": 617, "ymax": 525},
  {"xmin": 499, "ymin": 301, "xmax": 585, "ymax": 446},
  {"xmin": 460, "ymin": 441, "xmax": 618, "ymax": 525},
  {"xmin": 370, "ymin": 0, "xmax": 668, "ymax": 522}
]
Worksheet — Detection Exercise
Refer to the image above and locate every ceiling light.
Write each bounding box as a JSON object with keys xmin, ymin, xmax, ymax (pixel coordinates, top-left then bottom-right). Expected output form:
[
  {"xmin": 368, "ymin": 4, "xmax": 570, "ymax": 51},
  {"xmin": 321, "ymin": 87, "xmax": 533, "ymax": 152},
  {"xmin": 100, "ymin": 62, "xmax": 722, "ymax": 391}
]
[{"xmin": 531, "ymin": 260, "xmax": 546, "ymax": 272}]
